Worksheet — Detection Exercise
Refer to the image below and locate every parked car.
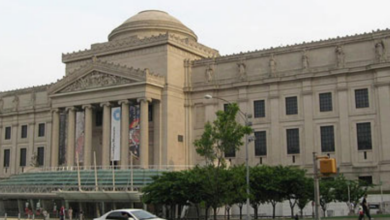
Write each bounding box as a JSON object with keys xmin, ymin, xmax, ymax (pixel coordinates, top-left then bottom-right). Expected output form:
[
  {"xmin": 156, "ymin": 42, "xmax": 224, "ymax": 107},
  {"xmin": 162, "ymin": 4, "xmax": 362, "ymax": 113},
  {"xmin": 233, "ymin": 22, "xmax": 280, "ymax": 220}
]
[{"xmin": 93, "ymin": 209, "xmax": 165, "ymax": 220}]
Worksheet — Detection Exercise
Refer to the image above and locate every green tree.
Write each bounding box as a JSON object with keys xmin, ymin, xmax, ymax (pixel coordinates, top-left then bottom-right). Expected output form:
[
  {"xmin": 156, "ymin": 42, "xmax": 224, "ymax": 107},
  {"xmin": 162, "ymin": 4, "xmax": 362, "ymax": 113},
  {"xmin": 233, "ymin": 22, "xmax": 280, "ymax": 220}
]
[
  {"xmin": 227, "ymin": 165, "xmax": 247, "ymax": 220},
  {"xmin": 319, "ymin": 178, "xmax": 336, "ymax": 217},
  {"xmin": 194, "ymin": 103, "xmax": 252, "ymax": 220},
  {"xmin": 297, "ymin": 177, "xmax": 314, "ymax": 218},
  {"xmin": 250, "ymin": 165, "xmax": 269, "ymax": 220}
]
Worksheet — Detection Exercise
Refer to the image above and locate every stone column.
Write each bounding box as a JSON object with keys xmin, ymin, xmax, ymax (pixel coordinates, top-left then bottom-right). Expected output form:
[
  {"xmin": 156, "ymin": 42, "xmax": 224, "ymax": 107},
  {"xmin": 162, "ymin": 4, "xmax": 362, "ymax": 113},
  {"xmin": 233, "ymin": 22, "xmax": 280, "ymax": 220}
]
[
  {"xmin": 337, "ymin": 76, "xmax": 351, "ymax": 165},
  {"xmin": 377, "ymin": 84, "xmax": 390, "ymax": 161},
  {"xmin": 138, "ymin": 98, "xmax": 151, "ymax": 168},
  {"xmin": 119, "ymin": 100, "xmax": 130, "ymax": 168},
  {"xmin": 269, "ymin": 85, "xmax": 280, "ymax": 166},
  {"xmin": 302, "ymin": 81, "xmax": 314, "ymax": 165},
  {"xmin": 153, "ymin": 100, "xmax": 161, "ymax": 167},
  {"xmin": 100, "ymin": 102, "xmax": 111, "ymax": 167},
  {"xmin": 83, "ymin": 105, "xmax": 93, "ymax": 168},
  {"xmin": 51, "ymin": 109, "xmax": 60, "ymax": 167},
  {"xmin": 66, "ymin": 107, "xmax": 76, "ymax": 167},
  {"xmin": 28, "ymin": 122, "xmax": 35, "ymax": 169}
]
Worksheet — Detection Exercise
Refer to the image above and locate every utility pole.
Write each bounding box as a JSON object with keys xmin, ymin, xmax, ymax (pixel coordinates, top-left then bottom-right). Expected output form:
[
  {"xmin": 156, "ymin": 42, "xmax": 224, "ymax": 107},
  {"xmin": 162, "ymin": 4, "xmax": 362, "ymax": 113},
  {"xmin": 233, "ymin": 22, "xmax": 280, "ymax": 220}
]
[{"xmin": 313, "ymin": 152, "xmax": 321, "ymax": 220}]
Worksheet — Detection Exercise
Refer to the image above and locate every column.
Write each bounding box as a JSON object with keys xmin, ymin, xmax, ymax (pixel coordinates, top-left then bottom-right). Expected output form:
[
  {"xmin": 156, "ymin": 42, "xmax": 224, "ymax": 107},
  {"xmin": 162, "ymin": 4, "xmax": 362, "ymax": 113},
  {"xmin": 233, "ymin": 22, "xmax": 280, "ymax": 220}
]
[
  {"xmin": 269, "ymin": 85, "xmax": 280, "ymax": 166},
  {"xmin": 337, "ymin": 76, "xmax": 351, "ymax": 164},
  {"xmin": 100, "ymin": 102, "xmax": 111, "ymax": 167},
  {"xmin": 119, "ymin": 100, "xmax": 130, "ymax": 168},
  {"xmin": 302, "ymin": 80, "xmax": 314, "ymax": 165},
  {"xmin": 153, "ymin": 100, "xmax": 161, "ymax": 167},
  {"xmin": 138, "ymin": 98, "xmax": 151, "ymax": 168},
  {"xmin": 83, "ymin": 105, "xmax": 93, "ymax": 168},
  {"xmin": 377, "ymin": 85, "xmax": 390, "ymax": 161},
  {"xmin": 28, "ymin": 122, "xmax": 35, "ymax": 169},
  {"xmin": 66, "ymin": 107, "xmax": 76, "ymax": 167},
  {"xmin": 51, "ymin": 109, "xmax": 60, "ymax": 167}
]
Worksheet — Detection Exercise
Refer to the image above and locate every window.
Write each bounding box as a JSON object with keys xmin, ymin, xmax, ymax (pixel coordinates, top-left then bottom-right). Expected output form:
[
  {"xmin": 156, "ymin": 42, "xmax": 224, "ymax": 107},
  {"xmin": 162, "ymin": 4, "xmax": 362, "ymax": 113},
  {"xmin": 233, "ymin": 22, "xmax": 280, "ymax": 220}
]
[
  {"xmin": 287, "ymin": 128, "xmax": 300, "ymax": 154},
  {"xmin": 319, "ymin": 92, "xmax": 332, "ymax": 112},
  {"xmin": 357, "ymin": 122, "xmax": 372, "ymax": 150},
  {"xmin": 20, "ymin": 148, "xmax": 27, "ymax": 167},
  {"xmin": 95, "ymin": 111, "xmax": 103, "ymax": 127},
  {"xmin": 38, "ymin": 123, "xmax": 45, "ymax": 137},
  {"xmin": 37, "ymin": 147, "xmax": 44, "ymax": 166},
  {"xmin": 285, "ymin": 96, "xmax": 298, "ymax": 115},
  {"xmin": 253, "ymin": 100, "xmax": 265, "ymax": 118},
  {"xmin": 359, "ymin": 176, "xmax": 373, "ymax": 186},
  {"xmin": 5, "ymin": 126, "xmax": 11, "ymax": 140},
  {"xmin": 223, "ymin": 103, "xmax": 230, "ymax": 112},
  {"xmin": 355, "ymin": 88, "xmax": 369, "ymax": 108},
  {"xmin": 321, "ymin": 126, "xmax": 335, "ymax": 152},
  {"xmin": 3, "ymin": 149, "xmax": 10, "ymax": 167},
  {"xmin": 21, "ymin": 125, "xmax": 28, "ymax": 139},
  {"xmin": 254, "ymin": 131, "xmax": 267, "ymax": 156},
  {"xmin": 178, "ymin": 135, "xmax": 183, "ymax": 142},
  {"xmin": 224, "ymin": 148, "xmax": 235, "ymax": 158}
]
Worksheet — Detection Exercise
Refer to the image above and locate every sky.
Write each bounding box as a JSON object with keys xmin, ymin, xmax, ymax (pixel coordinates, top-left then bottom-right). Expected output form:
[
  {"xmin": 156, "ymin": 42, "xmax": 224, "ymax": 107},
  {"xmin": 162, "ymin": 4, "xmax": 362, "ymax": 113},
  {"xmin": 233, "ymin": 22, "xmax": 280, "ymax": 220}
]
[{"xmin": 0, "ymin": 0, "xmax": 390, "ymax": 92}]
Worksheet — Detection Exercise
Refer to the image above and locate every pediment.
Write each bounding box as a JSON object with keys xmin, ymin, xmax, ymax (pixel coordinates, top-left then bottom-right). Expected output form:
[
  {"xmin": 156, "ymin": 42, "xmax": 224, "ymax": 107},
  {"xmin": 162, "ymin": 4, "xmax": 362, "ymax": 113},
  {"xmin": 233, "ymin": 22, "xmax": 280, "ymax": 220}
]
[
  {"xmin": 59, "ymin": 70, "xmax": 136, "ymax": 93},
  {"xmin": 48, "ymin": 60, "xmax": 158, "ymax": 95}
]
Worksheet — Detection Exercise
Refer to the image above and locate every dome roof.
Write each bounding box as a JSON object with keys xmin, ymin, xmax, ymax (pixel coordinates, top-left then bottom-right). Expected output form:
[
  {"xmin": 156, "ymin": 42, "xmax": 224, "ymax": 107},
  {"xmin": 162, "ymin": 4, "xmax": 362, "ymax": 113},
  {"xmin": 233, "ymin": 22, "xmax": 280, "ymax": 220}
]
[{"xmin": 108, "ymin": 10, "xmax": 198, "ymax": 41}]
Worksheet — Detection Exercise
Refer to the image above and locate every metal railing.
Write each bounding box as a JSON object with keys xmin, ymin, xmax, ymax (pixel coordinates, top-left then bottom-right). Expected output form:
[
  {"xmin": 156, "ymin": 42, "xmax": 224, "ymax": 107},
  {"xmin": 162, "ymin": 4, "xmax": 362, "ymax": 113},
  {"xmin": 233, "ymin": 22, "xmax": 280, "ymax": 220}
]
[{"xmin": 31, "ymin": 165, "xmax": 194, "ymax": 172}]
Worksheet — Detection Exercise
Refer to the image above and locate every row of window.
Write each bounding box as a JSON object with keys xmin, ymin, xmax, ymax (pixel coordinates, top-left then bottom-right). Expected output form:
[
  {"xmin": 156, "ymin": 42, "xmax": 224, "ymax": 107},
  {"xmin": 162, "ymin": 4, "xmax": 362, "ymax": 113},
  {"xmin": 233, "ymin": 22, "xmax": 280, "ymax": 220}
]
[
  {"xmin": 3, "ymin": 147, "xmax": 45, "ymax": 168},
  {"xmin": 225, "ymin": 122, "xmax": 372, "ymax": 157},
  {"xmin": 3, "ymin": 123, "xmax": 45, "ymax": 140},
  {"xmin": 253, "ymin": 88, "xmax": 369, "ymax": 118}
]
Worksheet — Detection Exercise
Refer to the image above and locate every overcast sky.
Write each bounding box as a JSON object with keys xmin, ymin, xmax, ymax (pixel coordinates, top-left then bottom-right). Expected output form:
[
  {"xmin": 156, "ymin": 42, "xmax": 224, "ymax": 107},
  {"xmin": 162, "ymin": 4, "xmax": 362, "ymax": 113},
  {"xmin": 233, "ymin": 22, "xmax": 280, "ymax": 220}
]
[{"xmin": 1, "ymin": 0, "xmax": 389, "ymax": 92}]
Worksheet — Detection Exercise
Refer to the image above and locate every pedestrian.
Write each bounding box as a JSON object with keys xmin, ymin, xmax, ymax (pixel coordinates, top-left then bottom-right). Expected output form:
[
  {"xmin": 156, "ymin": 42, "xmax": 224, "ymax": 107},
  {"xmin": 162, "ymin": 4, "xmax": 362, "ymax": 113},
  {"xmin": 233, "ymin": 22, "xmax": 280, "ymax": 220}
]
[
  {"xmin": 59, "ymin": 205, "xmax": 65, "ymax": 220},
  {"xmin": 68, "ymin": 207, "xmax": 73, "ymax": 220},
  {"xmin": 79, "ymin": 210, "xmax": 84, "ymax": 220},
  {"xmin": 361, "ymin": 194, "xmax": 372, "ymax": 220},
  {"xmin": 294, "ymin": 214, "xmax": 299, "ymax": 220},
  {"xmin": 358, "ymin": 205, "xmax": 364, "ymax": 220}
]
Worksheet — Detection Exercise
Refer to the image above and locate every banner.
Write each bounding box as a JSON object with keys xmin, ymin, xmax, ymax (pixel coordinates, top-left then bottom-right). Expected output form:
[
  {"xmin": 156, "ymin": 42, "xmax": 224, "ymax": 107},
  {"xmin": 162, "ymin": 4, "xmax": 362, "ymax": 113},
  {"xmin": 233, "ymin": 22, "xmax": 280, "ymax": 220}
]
[
  {"xmin": 129, "ymin": 104, "xmax": 140, "ymax": 158},
  {"xmin": 111, "ymin": 107, "xmax": 121, "ymax": 161},
  {"xmin": 75, "ymin": 111, "xmax": 85, "ymax": 163},
  {"xmin": 58, "ymin": 111, "xmax": 67, "ymax": 165}
]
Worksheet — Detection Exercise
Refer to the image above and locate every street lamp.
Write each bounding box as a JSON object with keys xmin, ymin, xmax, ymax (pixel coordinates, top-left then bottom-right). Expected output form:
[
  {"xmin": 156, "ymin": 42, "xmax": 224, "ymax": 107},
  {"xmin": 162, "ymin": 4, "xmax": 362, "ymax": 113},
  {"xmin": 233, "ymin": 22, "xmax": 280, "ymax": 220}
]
[{"xmin": 204, "ymin": 94, "xmax": 253, "ymax": 220}]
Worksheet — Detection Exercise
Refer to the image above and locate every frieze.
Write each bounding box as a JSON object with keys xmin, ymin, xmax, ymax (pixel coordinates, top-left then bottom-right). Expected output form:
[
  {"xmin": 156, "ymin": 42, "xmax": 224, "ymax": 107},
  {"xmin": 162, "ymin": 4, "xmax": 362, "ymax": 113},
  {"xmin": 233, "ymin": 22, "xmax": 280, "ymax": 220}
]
[{"xmin": 60, "ymin": 71, "xmax": 135, "ymax": 93}]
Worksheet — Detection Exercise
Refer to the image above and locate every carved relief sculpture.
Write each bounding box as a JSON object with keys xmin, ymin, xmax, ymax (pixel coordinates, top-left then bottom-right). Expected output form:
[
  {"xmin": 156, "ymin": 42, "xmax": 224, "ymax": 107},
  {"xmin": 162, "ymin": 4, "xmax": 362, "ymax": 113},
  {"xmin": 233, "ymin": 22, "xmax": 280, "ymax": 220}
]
[
  {"xmin": 335, "ymin": 45, "xmax": 345, "ymax": 68},
  {"xmin": 61, "ymin": 71, "xmax": 134, "ymax": 92},
  {"xmin": 12, "ymin": 95, "xmax": 19, "ymax": 111},
  {"xmin": 237, "ymin": 61, "xmax": 246, "ymax": 81},
  {"xmin": 205, "ymin": 64, "xmax": 214, "ymax": 83},
  {"xmin": 269, "ymin": 54, "xmax": 277, "ymax": 74},
  {"xmin": 375, "ymin": 40, "xmax": 387, "ymax": 63},
  {"xmin": 302, "ymin": 49, "xmax": 309, "ymax": 70}
]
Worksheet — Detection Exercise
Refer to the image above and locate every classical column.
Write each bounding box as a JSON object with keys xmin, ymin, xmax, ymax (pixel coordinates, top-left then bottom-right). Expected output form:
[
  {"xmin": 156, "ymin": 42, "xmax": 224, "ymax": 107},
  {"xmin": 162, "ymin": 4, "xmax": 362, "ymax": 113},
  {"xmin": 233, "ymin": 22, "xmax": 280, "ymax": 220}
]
[
  {"xmin": 100, "ymin": 102, "xmax": 111, "ymax": 167},
  {"xmin": 51, "ymin": 109, "xmax": 60, "ymax": 167},
  {"xmin": 138, "ymin": 98, "xmax": 151, "ymax": 168},
  {"xmin": 83, "ymin": 105, "xmax": 93, "ymax": 168},
  {"xmin": 28, "ymin": 122, "xmax": 35, "ymax": 169},
  {"xmin": 337, "ymin": 76, "xmax": 351, "ymax": 165},
  {"xmin": 153, "ymin": 100, "xmax": 161, "ymax": 167},
  {"xmin": 302, "ymin": 80, "xmax": 314, "ymax": 165},
  {"xmin": 119, "ymin": 100, "xmax": 130, "ymax": 168},
  {"xmin": 66, "ymin": 107, "xmax": 76, "ymax": 167},
  {"xmin": 269, "ymin": 85, "xmax": 280, "ymax": 166},
  {"xmin": 377, "ymin": 84, "xmax": 390, "ymax": 161}
]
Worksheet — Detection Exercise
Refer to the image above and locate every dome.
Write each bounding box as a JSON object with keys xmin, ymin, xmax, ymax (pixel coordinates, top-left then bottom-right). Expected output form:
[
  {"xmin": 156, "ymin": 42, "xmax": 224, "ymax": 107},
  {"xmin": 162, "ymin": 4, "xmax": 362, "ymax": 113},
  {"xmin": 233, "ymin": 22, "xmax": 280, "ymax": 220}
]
[{"xmin": 108, "ymin": 10, "xmax": 198, "ymax": 42}]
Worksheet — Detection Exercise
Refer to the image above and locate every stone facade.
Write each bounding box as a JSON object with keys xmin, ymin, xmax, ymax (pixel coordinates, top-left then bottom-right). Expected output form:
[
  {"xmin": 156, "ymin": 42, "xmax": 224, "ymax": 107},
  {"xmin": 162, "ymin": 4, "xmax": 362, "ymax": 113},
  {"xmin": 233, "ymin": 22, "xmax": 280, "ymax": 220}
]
[{"xmin": 0, "ymin": 10, "xmax": 390, "ymax": 191}]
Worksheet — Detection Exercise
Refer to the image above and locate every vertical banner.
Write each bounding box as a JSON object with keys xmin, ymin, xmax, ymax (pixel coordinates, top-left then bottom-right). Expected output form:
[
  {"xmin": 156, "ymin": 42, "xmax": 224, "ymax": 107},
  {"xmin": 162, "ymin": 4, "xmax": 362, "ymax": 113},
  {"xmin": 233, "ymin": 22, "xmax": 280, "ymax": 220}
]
[
  {"xmin": 111, "ymin": 107, "xmax": 121, "ymax": 161},
  {"xmin": 129, "ymin": 104, "xmax": 140, "ymax": 158},
  {"xmin": 75, "ymin": 111, "xmax": 85, "ymax": 163},
  {"xmin": 58, "ymin": 111, "xmax": 68, "ymax": 165}
]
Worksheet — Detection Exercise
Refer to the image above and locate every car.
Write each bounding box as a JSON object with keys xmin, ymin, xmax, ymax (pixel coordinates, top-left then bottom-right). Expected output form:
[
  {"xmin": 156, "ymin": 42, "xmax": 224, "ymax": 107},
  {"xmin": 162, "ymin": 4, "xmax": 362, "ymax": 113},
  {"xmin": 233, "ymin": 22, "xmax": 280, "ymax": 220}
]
[{"xmin": 93, "ymin": 209, "xmax": 165, "ymax": 220}]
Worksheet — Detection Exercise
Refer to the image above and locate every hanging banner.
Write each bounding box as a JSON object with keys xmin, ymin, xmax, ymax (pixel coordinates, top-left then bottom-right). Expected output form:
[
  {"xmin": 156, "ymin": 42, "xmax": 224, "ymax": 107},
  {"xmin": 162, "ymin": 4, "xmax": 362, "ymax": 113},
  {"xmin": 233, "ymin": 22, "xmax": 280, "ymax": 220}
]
[
  {"xmin": 75, "ymin": 111, "xmax": 85, "ymax": 163},
  {"xmin": 111, "ymin": 107, "xmax": 121, "ymax": 161},
  {"xmin": 129, "ymin": 104, "xmax": 140, "ymax": 158},
  {"xmin": 58, "ymin": 111, "xmax": 67, "ymax": 165}
]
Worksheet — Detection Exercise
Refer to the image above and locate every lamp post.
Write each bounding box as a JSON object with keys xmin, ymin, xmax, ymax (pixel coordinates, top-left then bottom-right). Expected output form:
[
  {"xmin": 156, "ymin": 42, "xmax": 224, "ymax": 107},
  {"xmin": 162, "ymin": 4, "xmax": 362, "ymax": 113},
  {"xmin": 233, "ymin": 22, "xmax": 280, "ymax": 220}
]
[{"xmin": 204, "ymin": 94, "xmax": 252, "ymax": 220}]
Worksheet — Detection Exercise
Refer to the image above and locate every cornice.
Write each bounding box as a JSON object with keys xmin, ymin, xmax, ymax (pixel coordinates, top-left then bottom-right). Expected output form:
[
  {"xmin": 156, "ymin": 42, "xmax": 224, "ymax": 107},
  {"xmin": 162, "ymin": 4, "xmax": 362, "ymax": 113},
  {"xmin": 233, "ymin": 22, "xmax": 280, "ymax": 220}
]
[
  {"xmin": 0, "ymin": 84, "xmax": 49, "ymax": 97},
  {"xmin": 62, "ymin": 33, "xmax": 219, "ymax": 63}
]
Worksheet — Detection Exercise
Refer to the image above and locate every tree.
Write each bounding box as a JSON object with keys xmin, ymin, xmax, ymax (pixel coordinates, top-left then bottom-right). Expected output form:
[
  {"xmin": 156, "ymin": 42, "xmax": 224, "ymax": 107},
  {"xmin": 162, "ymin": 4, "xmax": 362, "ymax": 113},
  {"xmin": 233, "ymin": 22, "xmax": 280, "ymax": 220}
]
[
  {"xmin": 194, "ymin": 103, "xmax": 252, "ymax": 220},
  {"xmin": 319, "ymin": 178, "xmax": 336, "ymax": 217},
  {"xmin": 297, "ymin": 177, "xmax": 314, "ymax": 218},
  {"xmin": 226, "ymin": 165, "xmax": 247, "ymax": 220}
]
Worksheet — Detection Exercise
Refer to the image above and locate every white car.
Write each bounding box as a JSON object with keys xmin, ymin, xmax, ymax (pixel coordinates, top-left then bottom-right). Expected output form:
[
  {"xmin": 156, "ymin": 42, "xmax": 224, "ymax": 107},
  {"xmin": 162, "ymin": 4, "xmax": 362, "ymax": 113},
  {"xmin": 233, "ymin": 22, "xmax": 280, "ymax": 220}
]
[{"xmin": 94, "ymin": 209, "xmax": 165, "ymax": 220}]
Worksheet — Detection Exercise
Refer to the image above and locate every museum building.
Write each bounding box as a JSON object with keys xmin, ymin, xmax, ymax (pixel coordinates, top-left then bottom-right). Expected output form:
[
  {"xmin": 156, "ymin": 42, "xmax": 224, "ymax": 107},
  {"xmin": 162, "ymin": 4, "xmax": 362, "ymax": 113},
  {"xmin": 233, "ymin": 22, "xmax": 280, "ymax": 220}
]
[{"xmin": 0, "ymin": 9, "xmax": 390, "ymax": 217}]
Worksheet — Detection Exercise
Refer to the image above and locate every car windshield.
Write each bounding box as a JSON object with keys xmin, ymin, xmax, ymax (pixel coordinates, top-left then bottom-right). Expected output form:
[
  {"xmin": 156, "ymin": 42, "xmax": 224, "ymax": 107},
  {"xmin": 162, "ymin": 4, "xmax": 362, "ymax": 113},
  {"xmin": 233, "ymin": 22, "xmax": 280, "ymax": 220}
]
[{"xmin": 131, "ymin": 210, "xmax": 156, "ymax": 220}]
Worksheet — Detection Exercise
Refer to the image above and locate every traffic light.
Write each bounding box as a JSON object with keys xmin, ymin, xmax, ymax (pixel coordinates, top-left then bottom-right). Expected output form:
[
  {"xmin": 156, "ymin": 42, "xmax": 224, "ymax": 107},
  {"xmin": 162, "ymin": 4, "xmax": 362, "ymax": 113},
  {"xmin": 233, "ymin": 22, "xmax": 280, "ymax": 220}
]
[{"xmin": 319, "ymin": 158, "xmax": 337, "ymax": 174}]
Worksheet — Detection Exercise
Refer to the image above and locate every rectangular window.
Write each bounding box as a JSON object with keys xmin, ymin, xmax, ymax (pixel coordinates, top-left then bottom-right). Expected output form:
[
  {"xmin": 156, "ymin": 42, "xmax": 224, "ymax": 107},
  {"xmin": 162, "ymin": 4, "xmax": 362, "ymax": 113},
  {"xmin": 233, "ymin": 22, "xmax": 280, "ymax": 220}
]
[
  {"xmin": 37, "ymin": 147, "xmax": 44, "ymax": 166},
  {"xmin": 319, "ymin": 92, "xmax": 333, "ymax": 112},
  {"xmin": 358, "ymin": 176, "xmax": 373, "ymax": 186},
  {"xmin": 224, "ymin": 148, "xmax": 235, "ymax": 158},
  {"xmin": 287, "ymin": 128, "xmax": 300, "ymax": 154},
  {"xmin": 254, "ymin": 131, "xmax": 267, "ymax": 156},
  {"xmin": 253, "ymin": 100, "xmax": 265, "ymax": 118},
  {"xmin": 3, "ymin": 149, "xmax": 10, "ymax": 167},
  {"xmin": 20, "ymin": 148, "xmax": 27, "ymax": 167},
  {"xmin": 223, "ymin": 103, "xmax": 230, "ymax": 112},
  {"xmin": 5, "ymin": 126, "xmax": 11, "ymax": 140},
  {"xmin": 357, "ymin": 122, "xmax": 372, "ymax": 150},
  {"xmin": 355, "ymin": 88, "xmax": 369, "ymax": 108},
  {"xmin": 38, "ymin": 123, "xmax": 45, "ymax": 137},
  {"xmin": 321, "ymin": 126, "xmax": 335, "ymax": 152},
  {"xmin": 285, "ymin": 96, "xmax": 298, "ymax": 115},
  {"xmin": 21, "ymin": 125, "xmax": 28, "ymax": 139}
]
